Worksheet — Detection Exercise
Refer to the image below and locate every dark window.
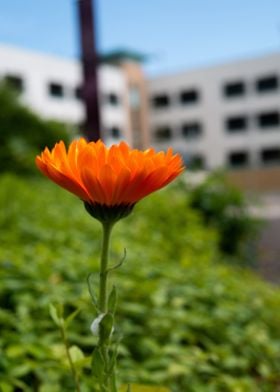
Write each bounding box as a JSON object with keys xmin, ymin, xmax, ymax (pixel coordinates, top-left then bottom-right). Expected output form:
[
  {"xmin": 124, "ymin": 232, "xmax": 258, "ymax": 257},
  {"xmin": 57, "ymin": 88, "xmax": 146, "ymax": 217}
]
[
  {"xmin": 182, "ymin": 122, "xmax": 203, "ymax": 138},
  {"xmin": 228, "ymin": 151, "xmax": 249, "ymax": 168},
  {"xmin": 189, "ymin": 155, "xmax": 205, "ymax": 170},
  {"xmin": 106, "ymin": 93, "xmax": 120, "ymax": 106},
  {"xmin": 224, "ymin": 81, "xmax": 245, "ymax": 98},
  {"xmin": 154, "ymin": 126, "xmax": 172, "ymax": 141},
  {"xmin": 4, "ymin": 74, "xmax": 24, "ymax": 93},
  {"xmin": 256, "ymin": 75, "xmax": 278, "ymax": 93},
  {"xmin": 261, "ymin": 148, "xmax": 280, "ymax": 165},
  {"xmin": 180, "ymin": 89, "xmax": 199, "ymax": 104},
  {"xmin": 110, "ymin": 127, "xmax": 121, "ymax": 138},
  {"xmin": 48, "ymin": 82, "xmax": 64, "ymax": 98},
  {"xmin": 257, "ymin": 111, "xmax": 280, "ymax": 128},
  {"xmin": 152, "ymin": 94, "xmax": 170, "ymax": 108},
  {"xmin": 75, "ymin": 86, "xmax": 82, "ymax": 100},
  {"xmin": 226, "ymin": 116, "xmax": 248, "ymax": 132}
]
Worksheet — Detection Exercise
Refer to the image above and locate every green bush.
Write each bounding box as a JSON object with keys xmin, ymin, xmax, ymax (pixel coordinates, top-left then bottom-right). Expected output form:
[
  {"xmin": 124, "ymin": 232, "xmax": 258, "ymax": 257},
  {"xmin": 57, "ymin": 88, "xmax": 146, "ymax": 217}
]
[
  {"xmin": 0, "ymin": 174, "xmax": 279, "ymax": 391},
  {"xmin": 188, "ymin": 171, "xmax": 261, "ymax": 264},
  {"xmin": 0, "ymin": 84, "xmax": 73, "ymax": 175}
]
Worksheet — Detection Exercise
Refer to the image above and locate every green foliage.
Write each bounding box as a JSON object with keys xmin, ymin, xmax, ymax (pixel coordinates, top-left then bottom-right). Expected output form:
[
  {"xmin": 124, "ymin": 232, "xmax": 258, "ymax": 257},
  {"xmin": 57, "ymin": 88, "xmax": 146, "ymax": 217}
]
[
  {"xmin": 188, "ymin": 171, "xmax": 261, "ymax": 263},
  {"xmin": 0, "ymin": 174, "xmax": 280, "ymax": 391},
  {"xmin": 0, "ymin": 83, "xmax": 73, "ymax": 174}
]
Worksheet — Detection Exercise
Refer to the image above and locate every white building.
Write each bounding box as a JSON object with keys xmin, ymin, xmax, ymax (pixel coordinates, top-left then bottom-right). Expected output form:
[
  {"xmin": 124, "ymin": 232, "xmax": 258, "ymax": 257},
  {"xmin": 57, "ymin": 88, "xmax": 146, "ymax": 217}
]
[
  {"xmin": 148, "ymin": 53, "xmax": 280, "ymax": 170},
  {"xmin": 1, "ymin": 43, "xmax": 280, "ymax": 170},
  {"xmin": 0, "ymin": 44, "xmax": 132, "ymax": 145}
]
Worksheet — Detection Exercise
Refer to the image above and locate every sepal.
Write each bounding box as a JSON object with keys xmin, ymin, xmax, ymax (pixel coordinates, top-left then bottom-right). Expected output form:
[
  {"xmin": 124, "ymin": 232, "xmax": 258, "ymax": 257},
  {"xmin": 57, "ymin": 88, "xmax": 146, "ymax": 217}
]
[{"xmin": 84, "ymin": 202, "xmax": 135, "ymax": 223}]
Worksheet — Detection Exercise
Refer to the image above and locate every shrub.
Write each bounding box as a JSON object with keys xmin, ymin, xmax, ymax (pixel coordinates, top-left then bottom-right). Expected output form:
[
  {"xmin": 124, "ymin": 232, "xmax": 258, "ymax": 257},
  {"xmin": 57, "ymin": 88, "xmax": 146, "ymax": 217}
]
[
  {"xmin": 188, "ymin": 171, "xmax": 261, "ymax": 264},
  {"xmin": 0, "ymin": 174, "xmax": 279, "ymax": 391},
  {"xmin": 0, "ymin": 83, "xmax": 73, "ymax": 175}
]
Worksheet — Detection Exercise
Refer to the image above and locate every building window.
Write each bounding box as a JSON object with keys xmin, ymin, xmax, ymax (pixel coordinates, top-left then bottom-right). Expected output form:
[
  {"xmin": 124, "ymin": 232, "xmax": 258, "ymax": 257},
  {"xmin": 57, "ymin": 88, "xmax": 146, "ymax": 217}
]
[
  {"xmin": 261, "ymin": 147, "xmax": 280, "ymax": 165},
  {"xmin": 256, "ymin": 75, "xmax": 278, "ymax": 93},
  {"xmin": 228, "ymin": 151, "xmax": 249, "ymax": 168},
  {"xmin": 154, "ymin": 126, "xmax": 172, "ymax": 141},
  {"xmin": 110, "ymin": 127, "xmax": 121, "ymax": 138},
  {"xmin": 75, "ymin": 86, "xmax": 82, "ymax": 100},
  {"xmin": 226, "ymin": 116, "xmax": 248, "ymax": 132},
  {"xmin": 179, "ymin": 89, "xmax": 199, "ymax": 105},
  {"xmin": 4, "ymin": 74, "xmax": 24, "ymax": 93},
  {"xmin": 182, "ymin": 122, "xmax": 203, "ymax": 139},
  {"xmin": 106, "ymin": 93, "xmax": 120, "ymax": 106},
  {"xmin": 48, "ymin": 82, "xmax": 64, "ymax": 98},
  {"xmin": 224, "ymin": 81, "xmax": 245, "ymax": 98},
  {"xmin": 257, "ymin": 111, "xmax": 280, "ymax": 128},
  {"xmin": 152, "ymin": 94, "xmax": 170, "ymax": 108}
]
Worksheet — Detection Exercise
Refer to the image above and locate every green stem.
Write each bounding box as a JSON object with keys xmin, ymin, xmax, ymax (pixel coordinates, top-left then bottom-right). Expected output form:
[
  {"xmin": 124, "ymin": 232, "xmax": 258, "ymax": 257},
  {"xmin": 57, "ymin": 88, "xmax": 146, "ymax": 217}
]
[
  {"xmin": 99, "ymin": 222, "xmax": 113, "ymax": 313},
  {"xmin": 111, "ymin": 371, "xmax": 118, "ymax": 392},
  {"xmin": 98, "ymin": 221, "xmax": 118, "ymax": 392},
  {"xmin": 60, "ymin": 324, "xmax": 81, "ymax": 392}
]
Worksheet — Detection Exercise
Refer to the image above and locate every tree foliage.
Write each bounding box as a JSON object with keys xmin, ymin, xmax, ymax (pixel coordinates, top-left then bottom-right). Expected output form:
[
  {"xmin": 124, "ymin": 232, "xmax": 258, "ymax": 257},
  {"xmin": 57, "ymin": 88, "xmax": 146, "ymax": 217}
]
[{"xmin": 0, "ymin": 83, "xmax": 72, "ymax": 174}]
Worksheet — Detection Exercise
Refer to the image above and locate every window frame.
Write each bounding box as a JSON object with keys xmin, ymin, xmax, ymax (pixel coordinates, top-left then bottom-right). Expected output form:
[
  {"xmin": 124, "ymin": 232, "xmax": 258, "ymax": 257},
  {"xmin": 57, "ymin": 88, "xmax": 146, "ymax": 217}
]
[
  {"xmin": 257, "ymin": 111, "xmax": 280, "ymax": 129},
  {"xmin": 151, "ymin": 94, "xmax": 170, "ymax": 109},
  {"xmin": 228, "ymin": 150, "xmax": 249, "ymax": 168},
  {"xmin": 179, "ymin": 89, "xmax": 200, "ymax": 105},
  {"xmin": 154, "ymin": 125, "xmax": 172, "ymax": 141},
  {"xmin": 48, "ymin": 82, "xmax": 64, "ymax": 98},
  {"xmin": 225, "ymin": 115, "xmax": 248, "ymax": 132},
  {"xmin": 256, "ymin": 74, "xmax": 278, "ymax": 93},
  {"xmin": 261, "ymin": 147, "xmax": 280, "ymax": 165},
  {"xmin": 182, "ymin": 122, "xmax": 203, "ymax": 139},
  {"xmin": 223, "ymin": 81, "xmax": 246, "ymax": 98},
  {"xmin": 4, "ymin": 74, "xmax": 24, "ymax": 93}
]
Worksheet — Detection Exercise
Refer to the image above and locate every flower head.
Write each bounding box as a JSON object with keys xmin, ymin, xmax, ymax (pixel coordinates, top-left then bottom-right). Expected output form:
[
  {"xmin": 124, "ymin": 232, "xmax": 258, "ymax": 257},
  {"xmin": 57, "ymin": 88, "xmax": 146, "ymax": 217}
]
[{"xmin": 36, "ymin": 138, "xmax": 184, "ymax": 222}]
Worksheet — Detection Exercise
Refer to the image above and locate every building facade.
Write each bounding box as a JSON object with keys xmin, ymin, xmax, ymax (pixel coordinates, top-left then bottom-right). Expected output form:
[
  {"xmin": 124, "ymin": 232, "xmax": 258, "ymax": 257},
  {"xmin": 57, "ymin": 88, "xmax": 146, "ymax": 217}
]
[
  {"xmin": 148, "ymin": 53, "xmax": 280, "ymax": 170},
  {"xmin": 1, "ymin": 43, "xmax": 280, "ymax": 171},
  {"xmin": 0, "ymin": 44, "xmax": 149, "ymax": 148}
]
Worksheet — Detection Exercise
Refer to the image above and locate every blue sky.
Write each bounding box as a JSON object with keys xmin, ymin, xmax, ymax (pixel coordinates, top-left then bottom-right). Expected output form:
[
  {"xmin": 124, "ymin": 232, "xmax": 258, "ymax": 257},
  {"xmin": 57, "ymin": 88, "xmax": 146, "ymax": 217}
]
[{"xmin": 0, "ymin": 0, "xmax": 280, "ymax": 75}]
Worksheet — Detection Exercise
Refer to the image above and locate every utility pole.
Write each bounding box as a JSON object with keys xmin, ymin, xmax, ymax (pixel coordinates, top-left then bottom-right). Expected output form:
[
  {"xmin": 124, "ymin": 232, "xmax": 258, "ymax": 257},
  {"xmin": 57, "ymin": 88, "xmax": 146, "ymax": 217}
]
[{"xmin": 77, "ymin": 0, "xmax": 101, "ymax": 141}]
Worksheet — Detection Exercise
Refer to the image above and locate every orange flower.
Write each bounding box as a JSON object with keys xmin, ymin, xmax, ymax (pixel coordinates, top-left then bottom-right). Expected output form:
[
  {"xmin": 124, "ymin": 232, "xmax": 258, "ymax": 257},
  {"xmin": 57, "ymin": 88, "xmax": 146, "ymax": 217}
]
[{"xmin": 36, "ymin": 138, "xmax": 184, "ymax": 222}]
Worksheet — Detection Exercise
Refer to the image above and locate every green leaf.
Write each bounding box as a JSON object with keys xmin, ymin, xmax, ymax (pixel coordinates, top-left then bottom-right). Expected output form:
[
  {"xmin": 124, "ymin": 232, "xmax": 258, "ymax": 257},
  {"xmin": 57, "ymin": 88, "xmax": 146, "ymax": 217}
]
[
  {"xmin": 108, "ymin": 339, "xmax": 120, "ymax": 375},
  {"xmin": 91, "ymin": 347, "xmax": 105, "ymax": 383},
  {"xmin": 65, "ymin": 308, "xmax": 81, "ymax": 328},
  {"xmin": 10, "ymin": 363, "xmax": 32, "ymax": 377},
  {"xmin": 108, "ymin": 286, "xmax": 118, "ymax": 314},
  {"xmin": 69, "ymin": 345, "xmax": 84, "ymax": 363},
  {"xmin": 0, "ymin": 382, "xmax": 14, "ymax": 392},
  {"xmin": 49, "ymin": 303, "xmax": 63, "ymax": 327}
]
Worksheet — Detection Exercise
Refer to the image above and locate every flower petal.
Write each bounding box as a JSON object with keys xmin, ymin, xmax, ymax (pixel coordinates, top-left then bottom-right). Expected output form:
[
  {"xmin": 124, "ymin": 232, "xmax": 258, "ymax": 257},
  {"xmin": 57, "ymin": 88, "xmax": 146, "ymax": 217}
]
[{"xmin": 36, "ymin": 138, "xmax": 185, "ymax": 207}]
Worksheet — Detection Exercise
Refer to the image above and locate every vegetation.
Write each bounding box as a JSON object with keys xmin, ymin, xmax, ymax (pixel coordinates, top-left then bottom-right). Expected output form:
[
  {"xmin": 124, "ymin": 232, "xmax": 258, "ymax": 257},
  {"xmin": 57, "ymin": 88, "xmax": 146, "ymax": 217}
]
[
  {"xmin": 0, "ymin": 83, "xmax": 73, "ymax": 175},
  {"xmin": 188, "ymin": 171, "xmax": 261, "ymax": 264},
  {"xmin": 0, "ymin": 174, "xmax": 279, "ymax": 391}
]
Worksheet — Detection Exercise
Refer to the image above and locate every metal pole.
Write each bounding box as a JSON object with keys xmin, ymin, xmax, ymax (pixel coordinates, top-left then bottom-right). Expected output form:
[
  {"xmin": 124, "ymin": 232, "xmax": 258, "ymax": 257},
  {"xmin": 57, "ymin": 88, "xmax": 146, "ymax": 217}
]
[{"xmin": 77, "ymin": 0, "xmax": 101, "ymax": 141}]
